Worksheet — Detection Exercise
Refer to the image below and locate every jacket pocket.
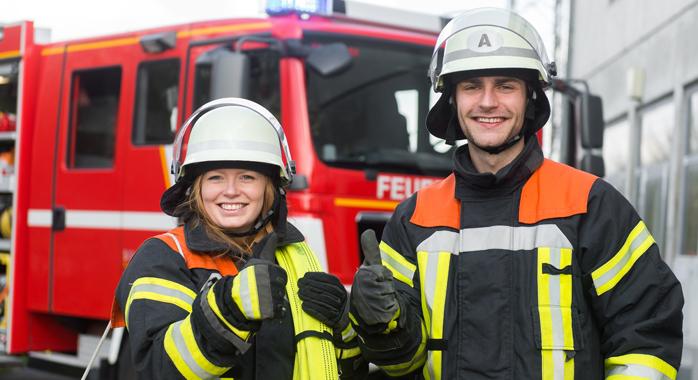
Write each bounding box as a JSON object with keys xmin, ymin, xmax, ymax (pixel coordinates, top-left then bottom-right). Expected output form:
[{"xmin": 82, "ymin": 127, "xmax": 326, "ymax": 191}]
[{"xmin": 531, "ymin": 246, "xmax": 584, "ymax": 352}]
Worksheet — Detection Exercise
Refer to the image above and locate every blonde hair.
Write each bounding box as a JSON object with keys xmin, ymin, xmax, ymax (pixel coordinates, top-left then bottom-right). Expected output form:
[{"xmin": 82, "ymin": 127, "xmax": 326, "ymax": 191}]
[{"xmin": 178, "ymin": 174, "xmax": 276, "ymax": 258}]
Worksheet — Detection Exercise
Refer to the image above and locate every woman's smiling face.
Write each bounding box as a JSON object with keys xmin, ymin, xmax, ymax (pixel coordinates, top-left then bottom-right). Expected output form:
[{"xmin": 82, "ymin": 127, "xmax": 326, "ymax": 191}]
[{"xmin": 200, "ymin": 168, "xmax": 268, "ymax": 232}]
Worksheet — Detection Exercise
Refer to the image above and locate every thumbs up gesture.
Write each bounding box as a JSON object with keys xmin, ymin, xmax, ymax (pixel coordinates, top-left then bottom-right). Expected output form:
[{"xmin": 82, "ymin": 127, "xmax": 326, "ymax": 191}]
[{"xmin": 349, "ymin": 230, "xmax": 400, "ymax": 334}]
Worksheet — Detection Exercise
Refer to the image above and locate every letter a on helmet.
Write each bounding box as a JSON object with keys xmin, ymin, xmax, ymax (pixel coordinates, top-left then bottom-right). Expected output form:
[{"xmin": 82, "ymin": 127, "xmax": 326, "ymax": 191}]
[{"xmin": 426, "ymin": 7, "xmax": 557, "ymax": 143}]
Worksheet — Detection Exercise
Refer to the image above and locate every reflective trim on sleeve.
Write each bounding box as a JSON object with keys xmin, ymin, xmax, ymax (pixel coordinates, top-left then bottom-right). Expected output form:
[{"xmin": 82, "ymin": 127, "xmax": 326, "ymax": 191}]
[
  {"xmin": 417, "ymin": 250, "xmax": 451, "ymax": 380},
  {"xmin": 125, "ymin": 277, "xmax": 196, "ymax": 326},
  {"xmin": 202, "ymin": 285, "xmax": 251, "ymax": 349},
  {"xmin": 164, "ymin": 317, "xmax": 230, "ymax": 379},
  {"xmin": 537, "ymin": 247, "xmax": 574, "ymax": 380},
  {"xmin": 336, "ymin": 345, "xmax": 361, "ymax": 359},
  {"xmin": 231, "ymin": 267, "xmax": 261, "ymax": 320},
  {"xmin": 380, "ymin": 241, "xmax": 416, "ymax": 287},
  {"xmin": 605, "ymin": 353, "xmax": 677, "ymax": 380},
  {"xmin": 592, "ymin": 221, "xmax": 655, "ymax": 296},
  {"xmin": 380, "ymin": 322, "xmax": 428, "ymax": 377},
  {"xmin": 416, "ymin": 225, "xmax": 572, "ymax": 254},
  {"xmin": 340, "ymin": 322, "xmax": 358, "ymax": 342}
]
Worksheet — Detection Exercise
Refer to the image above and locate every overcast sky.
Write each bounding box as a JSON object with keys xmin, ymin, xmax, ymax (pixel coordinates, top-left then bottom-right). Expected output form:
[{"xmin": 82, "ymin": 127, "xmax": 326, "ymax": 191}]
[{"xmin": 5, "ymin": 0, "xmax": 525, "ymax": 41}]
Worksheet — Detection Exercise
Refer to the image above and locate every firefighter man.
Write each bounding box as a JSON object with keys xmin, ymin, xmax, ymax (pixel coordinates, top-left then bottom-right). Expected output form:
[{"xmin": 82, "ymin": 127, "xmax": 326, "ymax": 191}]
[
  {"xmin": 348, "ymin": 7, "xmax": 683, "ymax": 379},
  {"xmin": 113, "ymin": 98, "xmax": 366, "ymax": 379}
]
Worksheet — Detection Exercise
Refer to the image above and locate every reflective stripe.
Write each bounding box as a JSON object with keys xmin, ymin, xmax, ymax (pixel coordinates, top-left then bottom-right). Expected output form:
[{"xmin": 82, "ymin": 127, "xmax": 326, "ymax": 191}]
[
  {"xmin": 340, "ymin": 322, "xmax": 357, "ymax": 342},
  {"xmin": 164, "ymin": 317, "xmax": 230, "ymax": 379},
  {"xmin": 417, "ymin": 250, "xmax": 451, "ymax": 380},
  {"xmin": 605, "ymin": 354, "xmax": 677, "ymax": 380},
  {"xmin": 417, "ymin": 225, "xmax": 572, "ymax": 253},
  {"xmin": 202, "ymin": 286, "xmax": 251, "ymax": 349},
  {"xmin": 380, "ymin": 323, "xmax": 428, "ymax": 377},
  {"xmin": 125, "ymin": 277, "xmax": 196, "ymax": 326},
  {"xmin": 164, "ymin": 232, "xmax": 185, "ymax": 259},
  {"xmin": 592, "ymin": 221, "xmax": 655, "ymax": 296},
  {"xmin": 231, "ymin": 268, "xmax": 261, "ymax": 319},
  {"xmin": 445, "ymin": 46, "xmax": 540, "ymax": 63},
  {"xmin": 537, "ymin": 247, "xmax": 574, "ymax": 380},
  {"xmin": 187, "ymin": 139, "xmax": 279, "ymax": 156},
  {"xmin": 380, "ymin": 241, "xmax": 416, "ymax": 287}
]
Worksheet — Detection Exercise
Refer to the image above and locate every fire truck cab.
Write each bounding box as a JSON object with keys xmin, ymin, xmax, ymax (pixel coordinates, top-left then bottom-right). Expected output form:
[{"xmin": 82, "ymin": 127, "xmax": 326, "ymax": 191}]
[{"xmin": 0, "ymin": 1, "xmax": 450, "ymax": 375}]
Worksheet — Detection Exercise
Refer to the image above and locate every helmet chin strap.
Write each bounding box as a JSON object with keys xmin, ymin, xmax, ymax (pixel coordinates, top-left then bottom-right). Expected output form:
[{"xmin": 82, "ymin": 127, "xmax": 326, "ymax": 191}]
[{"xmin": 459, "ymin": 87, "xmax": 537, "ymax": 155}]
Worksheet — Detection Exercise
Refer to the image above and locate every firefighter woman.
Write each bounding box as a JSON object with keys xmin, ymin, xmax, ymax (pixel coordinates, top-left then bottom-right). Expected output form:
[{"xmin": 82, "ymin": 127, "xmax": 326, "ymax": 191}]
[
  {"xmin": 113, "ymin": 98, "xmax": 366, "ymax": 379},
  {"xmin": 349, "ymin": 7, "xmax": 683, "ymax": 380}
]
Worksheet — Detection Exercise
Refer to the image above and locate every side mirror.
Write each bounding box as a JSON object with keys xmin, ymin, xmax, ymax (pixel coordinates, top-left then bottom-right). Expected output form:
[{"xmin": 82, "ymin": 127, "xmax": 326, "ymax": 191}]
[
  {"xmin": 581, "ymin": 93, "xmax": 604, "ymax": 149},
  {"xmin": 210, "ymin": 49, "xmax": 250, "ymax": 99},
  {"xmin": 306, "ymin": 43, "xmax": 353, "ymax": 76},
  {"xmin": 581, "ymin": 153, "xmax": 605, "ymax": 177}
]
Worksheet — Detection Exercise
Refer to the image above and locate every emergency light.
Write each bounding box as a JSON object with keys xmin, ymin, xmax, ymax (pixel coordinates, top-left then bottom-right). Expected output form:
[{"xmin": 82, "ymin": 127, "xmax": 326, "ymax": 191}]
[{"xmin": 265, "ymin": 0, "xmax": 332, "ymax": 16}]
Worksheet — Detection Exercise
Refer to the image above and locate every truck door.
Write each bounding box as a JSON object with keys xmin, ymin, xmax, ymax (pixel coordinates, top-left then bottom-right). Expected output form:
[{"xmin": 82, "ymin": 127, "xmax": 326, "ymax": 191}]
[{"xmin": 50, "ymin": 49, "xmax": 126, "ymax": 318}]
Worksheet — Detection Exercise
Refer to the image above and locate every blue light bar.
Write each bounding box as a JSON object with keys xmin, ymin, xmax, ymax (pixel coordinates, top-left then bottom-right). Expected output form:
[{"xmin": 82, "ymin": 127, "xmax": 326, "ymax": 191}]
[{"xmin": 266, "ymin": 0, "xmax": 332, "ymax": 16}]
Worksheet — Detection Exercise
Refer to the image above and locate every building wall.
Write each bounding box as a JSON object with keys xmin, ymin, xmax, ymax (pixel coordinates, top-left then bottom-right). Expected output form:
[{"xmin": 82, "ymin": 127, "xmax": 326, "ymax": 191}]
[
  {"xmin": 570, "ymin": 0, "xmax": 698, "ymax": 118},
  {"xmin": 568, "ymin": 1, "xmax": 698, "ymax": 377}
]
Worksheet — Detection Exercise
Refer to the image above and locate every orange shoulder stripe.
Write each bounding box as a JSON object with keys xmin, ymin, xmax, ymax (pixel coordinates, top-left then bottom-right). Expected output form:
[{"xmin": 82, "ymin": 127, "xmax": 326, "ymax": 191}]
[
  {"xmin": 519, "ymin": 159, "xmax": 597, "ymax": 224},
  {"xmin": 155, "ymin": 226, "xmax": 239, "ymax": 276},
  {"xmin": 410, "ymin": 174, "xmax": 460, "ymax": 230},
  {"xmin": 110, "ymin": 227, "xmax": 239, "ymax": 327}
]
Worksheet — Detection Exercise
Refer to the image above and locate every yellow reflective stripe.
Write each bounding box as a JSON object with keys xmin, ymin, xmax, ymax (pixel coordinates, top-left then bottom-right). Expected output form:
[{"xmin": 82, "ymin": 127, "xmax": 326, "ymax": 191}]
[
  {"xmin": 180, "ymin": 317, "xmax": 229, "ymax": 376},
  {"xmin": 592, "ymin": 221, "xmax": 655, "ymax": 296},
  {"xmin": 336, "ymin": 345, "xmax": 361, "ymax": 359},
  {"xmin": 605, "ymin": 354, "xmax": 677, "ymax": 380},
  {"xmin": 164, "ymin": 323, "xmax": 199, "ymax": 379},
  {"xmin": 231, "ymin": 268, "xmax": 261, "ymax": 320},
  {"xmin": 537, "ymin": 247, "xmax": 575, "ymax": 380},
  {"xmin": 381, "ymin": 322, "xmax": 428, "ymax": 377},
  {"xmin": 417, "ymin": 250, "xmax": 451, "ymax": 380},
  {"xmin": 125, "ymin": 277, "xmax": 196, "ymax": 325},
  {"xmin": 417, "ymin": 251, "xmax": 432, "ymax": 351},
  {"xmin": 379, "ymin": 241, "xmax": 416, "ymax": 287},
  {"xmin": 340, "ymin": 321, "xmax": 357, "ymax": 342},
  {"xmin": 206, "ymin": 286, "xmax": 250, "ymax": 341},
  {"xmin": 164, "ymin": 317, "xmax": 230, "ymax": 379}
]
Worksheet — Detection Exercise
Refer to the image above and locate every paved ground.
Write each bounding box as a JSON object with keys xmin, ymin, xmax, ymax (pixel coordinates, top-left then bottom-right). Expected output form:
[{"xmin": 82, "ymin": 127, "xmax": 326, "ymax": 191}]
[{"xmin": 0, "ymin": 367, "xmax": 77, "ymax": 379}]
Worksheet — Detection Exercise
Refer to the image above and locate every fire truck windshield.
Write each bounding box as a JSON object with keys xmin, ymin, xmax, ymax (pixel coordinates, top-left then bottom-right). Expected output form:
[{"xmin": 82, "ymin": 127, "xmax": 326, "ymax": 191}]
[{"xmin": 305, "ymin": 35, "xmax": 453, "ymax": 176}]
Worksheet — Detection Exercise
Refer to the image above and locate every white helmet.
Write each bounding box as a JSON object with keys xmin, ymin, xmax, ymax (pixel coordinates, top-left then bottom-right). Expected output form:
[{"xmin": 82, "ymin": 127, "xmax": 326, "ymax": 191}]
[
  {"xmin": 426, "ymin": 8, "xmax": 555, "ymax": 145},
  {"xmin": 161, "ymin": 98, "xmax": 295, "ymax": 216}
]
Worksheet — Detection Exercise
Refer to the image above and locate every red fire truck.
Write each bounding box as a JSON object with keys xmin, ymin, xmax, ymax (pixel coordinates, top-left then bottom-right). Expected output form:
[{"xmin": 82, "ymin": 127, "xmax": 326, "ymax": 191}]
[{"xmin": 0, "ymin": 0, "xmax": 452, "ymax": 376}]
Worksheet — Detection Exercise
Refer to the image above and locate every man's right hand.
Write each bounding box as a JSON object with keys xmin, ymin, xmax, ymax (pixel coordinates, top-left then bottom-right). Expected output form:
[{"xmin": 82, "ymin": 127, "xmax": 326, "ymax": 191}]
[{"xmin": 349, "ymin": 230, "xmax": 400, "ymax": 334}]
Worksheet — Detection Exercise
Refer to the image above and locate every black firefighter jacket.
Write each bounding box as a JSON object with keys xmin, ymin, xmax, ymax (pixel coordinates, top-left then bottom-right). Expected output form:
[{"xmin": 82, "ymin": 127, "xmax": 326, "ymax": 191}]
[
  {"xmin": 359, "ymin": 138, "xmax": 683, "ymax": 379},
  {"xmin": 114, "ymin": 219, "xmax": 361, "ymax": 379}
]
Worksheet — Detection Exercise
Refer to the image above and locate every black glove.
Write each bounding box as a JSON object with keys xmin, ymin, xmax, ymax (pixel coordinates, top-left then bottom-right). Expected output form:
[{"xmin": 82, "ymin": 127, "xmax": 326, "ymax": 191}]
[
  {"xmin": 298, "ymin": 271, "xmax": 348, "ymax": 329},
  {"xmin": 350, "ymin": 230, "xmax": 400, "ymax": 334},
  {"xmin": 225, "ymin": 233, "xmax": 287, "ymax": 325}
]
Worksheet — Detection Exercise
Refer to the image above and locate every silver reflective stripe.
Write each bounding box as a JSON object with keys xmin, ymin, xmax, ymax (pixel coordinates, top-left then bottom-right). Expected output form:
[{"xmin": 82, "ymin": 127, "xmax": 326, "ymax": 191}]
[
  {"xmin": 547, "ymin": 248, "xmax": 566, "ymax": 379},
  {"xmin": 130, "ymin": 283, "xmax": 194, "ymax": 305},
  {"xmin": 606, "ymin": 364, "xmax": 673, "ymax": 380},
  {"xmin": 418, "ymin": 251, "xmax": 440, "ymax": 380},
  {"xmin": 548, "ymin": 249, "xmax": 564, "ymax": 349},
  {"xmin": 187, "ymin": 139, "xmax": 279, "ymax": 156},
  {"xmin": 237, "ymin": 269, "xmax": 255, "ymax": 319},
  {"xmin": 417, "ymin": 225, "xmax": 572, "ymax": 253},
  {"xmin": 445, "ymin": 46, "xmax": 540, "ymax": 63},
  {"xmin": 380, "ymin": 247, "xmax": 414, "ymax": 284},
  {"xmin": 170, "ymin": 320, "xmax": 217, "ymax": 379},
  {"xmin": 593, "ymin": 226, "xmax": 651, "ymax": 290},
  {"xmin": 416, "ymin": 231, "xmax": 459, "ymax": 253}
]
